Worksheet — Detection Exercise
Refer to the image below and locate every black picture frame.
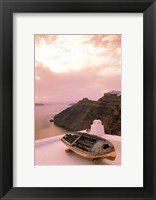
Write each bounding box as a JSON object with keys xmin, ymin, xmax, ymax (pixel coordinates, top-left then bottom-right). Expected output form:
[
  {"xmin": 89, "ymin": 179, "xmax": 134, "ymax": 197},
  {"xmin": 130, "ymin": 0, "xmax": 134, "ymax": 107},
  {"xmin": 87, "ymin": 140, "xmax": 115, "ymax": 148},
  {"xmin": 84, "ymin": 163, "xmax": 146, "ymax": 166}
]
[{"xmin": 0, "ymin": 0, "xmax": 156, "ymax": 199}]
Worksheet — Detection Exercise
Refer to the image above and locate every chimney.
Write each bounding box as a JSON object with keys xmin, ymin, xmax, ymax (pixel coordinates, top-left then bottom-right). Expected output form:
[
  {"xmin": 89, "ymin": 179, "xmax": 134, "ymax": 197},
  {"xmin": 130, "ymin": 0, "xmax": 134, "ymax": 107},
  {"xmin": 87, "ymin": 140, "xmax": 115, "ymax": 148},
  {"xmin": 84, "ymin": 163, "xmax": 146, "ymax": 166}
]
[{"xmin": 90, "ymin": 119, "xmax": 105, "ymax": 138}]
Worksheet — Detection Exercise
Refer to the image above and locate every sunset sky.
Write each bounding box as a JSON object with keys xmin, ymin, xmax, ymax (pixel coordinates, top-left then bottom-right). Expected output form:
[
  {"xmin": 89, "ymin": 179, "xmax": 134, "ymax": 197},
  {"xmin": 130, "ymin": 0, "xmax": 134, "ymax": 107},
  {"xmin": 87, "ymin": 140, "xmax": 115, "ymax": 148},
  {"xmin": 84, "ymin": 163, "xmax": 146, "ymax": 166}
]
[{"xmin": 35, "ymin": 35, "xmax": 121, "ymax": 103}]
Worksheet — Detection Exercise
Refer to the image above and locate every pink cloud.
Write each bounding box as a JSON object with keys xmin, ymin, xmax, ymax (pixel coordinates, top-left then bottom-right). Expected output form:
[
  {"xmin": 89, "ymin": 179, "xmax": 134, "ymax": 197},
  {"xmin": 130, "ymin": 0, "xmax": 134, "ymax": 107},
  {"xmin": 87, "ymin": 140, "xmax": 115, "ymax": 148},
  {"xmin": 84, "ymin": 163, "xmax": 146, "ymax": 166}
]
[
  {"xmin": 35, "ymin": 35, "xmax": 121, "ymax": 103},
  {"xmin": 35, "ymin": 65, "xmax": 120, "ymax": 103}
]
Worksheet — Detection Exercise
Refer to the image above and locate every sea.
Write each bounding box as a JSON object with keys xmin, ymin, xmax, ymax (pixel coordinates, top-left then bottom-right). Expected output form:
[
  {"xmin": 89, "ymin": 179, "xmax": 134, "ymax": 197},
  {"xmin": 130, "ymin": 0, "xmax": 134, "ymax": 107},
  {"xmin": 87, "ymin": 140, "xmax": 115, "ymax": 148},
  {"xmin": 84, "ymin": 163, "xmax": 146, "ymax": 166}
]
[{"xmin": 35, "ymin": 103, "xmax": 71, "ymax": 140}]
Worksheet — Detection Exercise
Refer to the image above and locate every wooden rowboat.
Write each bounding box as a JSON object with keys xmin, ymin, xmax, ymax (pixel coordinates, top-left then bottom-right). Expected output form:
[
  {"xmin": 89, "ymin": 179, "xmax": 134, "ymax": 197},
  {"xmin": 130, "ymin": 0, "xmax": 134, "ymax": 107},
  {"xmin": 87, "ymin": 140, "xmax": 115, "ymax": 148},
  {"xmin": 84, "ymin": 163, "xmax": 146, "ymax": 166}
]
[{"xmin": 61, "ymin": 132, "xmax": 116, "ymax": 162}]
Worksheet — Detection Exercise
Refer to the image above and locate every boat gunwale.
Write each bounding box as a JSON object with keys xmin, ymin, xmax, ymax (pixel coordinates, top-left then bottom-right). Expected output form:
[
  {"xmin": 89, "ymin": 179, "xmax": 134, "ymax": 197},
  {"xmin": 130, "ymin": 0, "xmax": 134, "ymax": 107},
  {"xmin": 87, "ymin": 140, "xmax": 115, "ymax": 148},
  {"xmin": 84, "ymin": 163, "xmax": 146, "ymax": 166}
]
[{"xmin": 62, "ymin": 141, "xmax": 116, "ymax": 159}]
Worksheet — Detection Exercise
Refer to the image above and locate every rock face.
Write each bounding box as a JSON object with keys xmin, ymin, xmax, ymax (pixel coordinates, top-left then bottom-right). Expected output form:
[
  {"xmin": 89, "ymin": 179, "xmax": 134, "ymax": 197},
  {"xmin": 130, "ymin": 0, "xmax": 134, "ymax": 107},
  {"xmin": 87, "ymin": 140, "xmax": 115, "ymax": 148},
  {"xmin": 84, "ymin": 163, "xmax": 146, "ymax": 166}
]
[{"xmin": 54, "ymin": 92, "xmax": 121, "ymax": 136}]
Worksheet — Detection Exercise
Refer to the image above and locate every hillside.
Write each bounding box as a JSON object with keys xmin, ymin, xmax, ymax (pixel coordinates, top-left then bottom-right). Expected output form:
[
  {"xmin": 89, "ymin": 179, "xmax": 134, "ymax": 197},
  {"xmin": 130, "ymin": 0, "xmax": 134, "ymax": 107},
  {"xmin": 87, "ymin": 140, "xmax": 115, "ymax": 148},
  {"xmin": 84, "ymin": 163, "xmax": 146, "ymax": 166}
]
[{"xmin": 54, "ymin": 91, "xmax": 121, "ymax": 136}]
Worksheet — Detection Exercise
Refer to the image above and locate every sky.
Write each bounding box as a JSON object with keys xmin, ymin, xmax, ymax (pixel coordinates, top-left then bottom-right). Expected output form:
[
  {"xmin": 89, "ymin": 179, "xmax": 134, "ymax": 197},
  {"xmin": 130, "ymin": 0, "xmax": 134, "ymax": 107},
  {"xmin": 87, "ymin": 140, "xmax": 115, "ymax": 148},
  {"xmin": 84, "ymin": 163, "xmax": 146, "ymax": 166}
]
[{"xmin": 35, "ymin": 35, "xmax": 121, "ymax": 103}]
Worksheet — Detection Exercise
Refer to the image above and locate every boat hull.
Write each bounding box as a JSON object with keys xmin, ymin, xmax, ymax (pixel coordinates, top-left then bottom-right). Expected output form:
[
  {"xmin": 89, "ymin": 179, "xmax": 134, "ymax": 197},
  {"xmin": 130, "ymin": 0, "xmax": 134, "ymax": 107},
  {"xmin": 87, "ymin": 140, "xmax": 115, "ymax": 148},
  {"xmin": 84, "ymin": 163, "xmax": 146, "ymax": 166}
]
[{"xmin": 65, "ymin": 143, "xmax": 116, "ymax": 160}]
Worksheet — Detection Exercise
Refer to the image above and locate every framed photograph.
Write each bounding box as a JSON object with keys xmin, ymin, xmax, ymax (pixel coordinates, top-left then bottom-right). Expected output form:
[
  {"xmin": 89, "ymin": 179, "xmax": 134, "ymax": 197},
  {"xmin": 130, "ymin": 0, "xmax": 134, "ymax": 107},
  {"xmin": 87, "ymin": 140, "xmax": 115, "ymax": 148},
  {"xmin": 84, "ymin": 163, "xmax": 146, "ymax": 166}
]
[
  {"xmin": 0, "ymin": 0, "xmax": 156, "ymax": 199},
  {"xmin": 34, "ymin": 34, "xmax": 121, "ymax": 166}
]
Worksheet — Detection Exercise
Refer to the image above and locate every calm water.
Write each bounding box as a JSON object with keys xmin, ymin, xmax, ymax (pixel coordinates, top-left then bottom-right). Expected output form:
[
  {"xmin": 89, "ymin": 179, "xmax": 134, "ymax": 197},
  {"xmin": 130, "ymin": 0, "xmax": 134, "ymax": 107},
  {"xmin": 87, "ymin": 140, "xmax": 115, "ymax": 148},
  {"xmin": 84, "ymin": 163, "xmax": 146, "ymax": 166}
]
[{"xmin": 35, "ymin": 103, "xmax": 70, "ymax": 140}]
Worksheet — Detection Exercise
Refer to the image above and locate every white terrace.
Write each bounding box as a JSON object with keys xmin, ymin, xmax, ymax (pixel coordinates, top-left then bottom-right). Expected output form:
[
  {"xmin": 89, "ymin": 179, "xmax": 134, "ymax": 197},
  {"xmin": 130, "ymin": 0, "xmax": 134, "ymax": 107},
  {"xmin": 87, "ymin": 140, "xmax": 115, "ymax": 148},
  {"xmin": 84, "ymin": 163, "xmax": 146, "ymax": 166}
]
[{"xmin": 35, "ymin": 120, "xmax": 121, "ymax": 165}]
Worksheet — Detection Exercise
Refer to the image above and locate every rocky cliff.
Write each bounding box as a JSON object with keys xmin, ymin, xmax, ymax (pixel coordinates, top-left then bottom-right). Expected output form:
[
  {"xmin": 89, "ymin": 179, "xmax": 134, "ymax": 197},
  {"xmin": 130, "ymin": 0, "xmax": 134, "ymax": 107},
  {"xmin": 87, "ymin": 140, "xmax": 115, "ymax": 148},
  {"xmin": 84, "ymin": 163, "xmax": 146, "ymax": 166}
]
[{"xmin": 54, "ymin": 92, "xmax": 121, "ymax": 136}]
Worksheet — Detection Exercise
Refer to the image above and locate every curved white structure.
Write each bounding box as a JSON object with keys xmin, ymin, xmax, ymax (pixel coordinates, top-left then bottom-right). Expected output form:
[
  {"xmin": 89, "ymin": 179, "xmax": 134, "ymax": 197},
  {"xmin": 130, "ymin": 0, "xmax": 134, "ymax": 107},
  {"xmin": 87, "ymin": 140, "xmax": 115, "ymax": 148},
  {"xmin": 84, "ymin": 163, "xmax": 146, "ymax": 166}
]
[{"xmin": 90, "ymin": 119, "xmax": 105, "ymax": 138}]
